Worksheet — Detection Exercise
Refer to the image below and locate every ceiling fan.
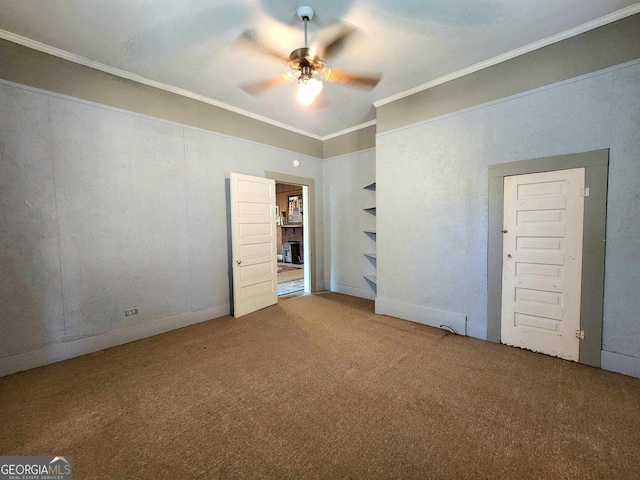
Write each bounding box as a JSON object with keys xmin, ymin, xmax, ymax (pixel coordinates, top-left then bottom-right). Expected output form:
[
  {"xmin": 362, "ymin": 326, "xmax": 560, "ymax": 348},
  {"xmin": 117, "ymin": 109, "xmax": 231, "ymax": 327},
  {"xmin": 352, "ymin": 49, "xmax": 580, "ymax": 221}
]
[{"xmin": 237, "ymin": 6, "xmax": 382, "ymax": 106}]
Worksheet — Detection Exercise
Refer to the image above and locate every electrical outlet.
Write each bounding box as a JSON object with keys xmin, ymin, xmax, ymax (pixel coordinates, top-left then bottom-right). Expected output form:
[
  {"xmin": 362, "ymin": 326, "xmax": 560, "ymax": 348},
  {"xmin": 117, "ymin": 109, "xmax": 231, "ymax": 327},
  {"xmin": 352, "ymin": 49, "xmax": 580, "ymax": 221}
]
[{"xmin": 125, "ymin": 308, "xmax": 138, "ymax": 316}]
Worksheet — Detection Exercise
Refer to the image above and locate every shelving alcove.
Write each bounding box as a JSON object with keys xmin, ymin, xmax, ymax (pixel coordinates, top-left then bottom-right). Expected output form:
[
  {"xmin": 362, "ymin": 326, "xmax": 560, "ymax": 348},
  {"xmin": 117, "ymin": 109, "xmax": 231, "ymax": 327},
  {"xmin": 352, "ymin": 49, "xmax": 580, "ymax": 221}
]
[{"xmin": 363, "ymin": 182, "xmax": 377, "ymax": 293}]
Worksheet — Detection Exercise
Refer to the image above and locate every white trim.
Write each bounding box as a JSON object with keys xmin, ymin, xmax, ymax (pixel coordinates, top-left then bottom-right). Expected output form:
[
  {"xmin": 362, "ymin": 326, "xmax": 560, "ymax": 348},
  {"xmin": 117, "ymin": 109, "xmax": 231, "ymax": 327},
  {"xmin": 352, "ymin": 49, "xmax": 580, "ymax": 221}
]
[
  {"xmin": 0, "ymin": 29, "xmax": 323, "ymax": 141},
  {"xmin": 0, "ymin": 79, "xmax": 323, "ymax": 161},
  {"xmin": 323, "ymin": 147, "xmax": 375, "ymax": 161},
  {"xmin": 322, "ymin": 120, "xmax": 376, "ymax": 141},
  {"xmin": 601, "ymin": 350, "xmax": 640, "ymax": 379},
  {"xmin": 376, "ymin": 57, "xmax": 640, "ymax": 139},
  {"xmin": 373, "ymin": 5, "xmax": 640, "ymax": 108},
  {"xmin": 0, "ymin": 304, "xmax": 230, "ymax": 377},
  {"xmin": 375, "ymin": 296, "xmax": 467, "ymax": 336},
  {"xmin": 332, "ymin": 283, "xmax": 376, "ymax": 301}
]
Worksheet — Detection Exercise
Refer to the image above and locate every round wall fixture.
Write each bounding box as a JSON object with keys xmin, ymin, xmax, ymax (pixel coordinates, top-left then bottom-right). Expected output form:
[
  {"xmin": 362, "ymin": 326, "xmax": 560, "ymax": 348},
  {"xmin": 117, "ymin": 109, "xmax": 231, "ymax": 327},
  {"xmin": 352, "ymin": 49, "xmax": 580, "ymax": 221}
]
[{"xmin": 293, "ymin": 159, "xmax": 301, "ymax": 168}]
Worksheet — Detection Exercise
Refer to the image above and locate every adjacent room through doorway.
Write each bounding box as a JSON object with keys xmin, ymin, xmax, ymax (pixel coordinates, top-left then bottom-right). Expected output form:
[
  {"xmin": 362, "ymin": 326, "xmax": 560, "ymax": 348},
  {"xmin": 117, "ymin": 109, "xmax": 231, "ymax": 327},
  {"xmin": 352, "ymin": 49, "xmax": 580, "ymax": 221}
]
[{"xmin": 275, "ymin": 182, "xmax": 308, "ymax": 296}]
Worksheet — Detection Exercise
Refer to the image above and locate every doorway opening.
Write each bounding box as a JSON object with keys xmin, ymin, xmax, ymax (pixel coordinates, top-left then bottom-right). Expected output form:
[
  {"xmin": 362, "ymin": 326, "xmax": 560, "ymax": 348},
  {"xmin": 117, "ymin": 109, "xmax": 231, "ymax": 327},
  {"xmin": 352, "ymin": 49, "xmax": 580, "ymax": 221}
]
[
  {"xmin": 265, "ymin": 170, "xmax": 316, "ymax": 297},
  {"xmin": 275, "ymin": 182, "xmax": 309, "ymax": 297}
]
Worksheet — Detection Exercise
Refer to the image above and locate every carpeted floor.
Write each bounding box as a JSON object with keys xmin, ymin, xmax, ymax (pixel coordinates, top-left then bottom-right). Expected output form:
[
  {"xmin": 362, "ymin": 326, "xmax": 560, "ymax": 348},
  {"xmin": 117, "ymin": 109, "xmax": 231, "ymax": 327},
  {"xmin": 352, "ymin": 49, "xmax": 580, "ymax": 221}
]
[{"xmin": 1, "ymin": 293, "xmax": 639, "ymax": 479}]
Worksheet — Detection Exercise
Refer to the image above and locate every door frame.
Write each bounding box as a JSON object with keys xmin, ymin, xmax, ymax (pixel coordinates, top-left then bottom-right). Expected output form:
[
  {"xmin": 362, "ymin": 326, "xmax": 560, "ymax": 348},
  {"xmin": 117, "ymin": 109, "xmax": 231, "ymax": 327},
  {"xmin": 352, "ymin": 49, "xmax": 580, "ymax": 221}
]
[
  {"xmin": 265, "ymin": 171, "xmax": 317, "ymax": 293},
  {"xmin": 487, "ymin": 150, "xmax": 609, "ymax": 367}
]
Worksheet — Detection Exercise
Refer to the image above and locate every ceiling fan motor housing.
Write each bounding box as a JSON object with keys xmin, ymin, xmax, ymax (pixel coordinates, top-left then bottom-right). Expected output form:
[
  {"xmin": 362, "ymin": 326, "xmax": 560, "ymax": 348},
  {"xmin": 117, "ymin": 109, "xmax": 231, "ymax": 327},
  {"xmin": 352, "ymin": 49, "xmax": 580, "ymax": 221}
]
[{"xmin": 288, "ymin": 47, "xmax": 330, "ymax": 83}]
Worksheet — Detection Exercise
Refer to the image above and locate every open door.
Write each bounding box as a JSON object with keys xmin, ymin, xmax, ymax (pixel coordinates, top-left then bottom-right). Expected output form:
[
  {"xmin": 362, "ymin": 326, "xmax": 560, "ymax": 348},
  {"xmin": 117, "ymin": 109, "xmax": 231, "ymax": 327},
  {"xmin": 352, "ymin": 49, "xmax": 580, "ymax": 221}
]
[{"xmin": 230, "ymin": 172, "xmax": 277, "ymax": 317}]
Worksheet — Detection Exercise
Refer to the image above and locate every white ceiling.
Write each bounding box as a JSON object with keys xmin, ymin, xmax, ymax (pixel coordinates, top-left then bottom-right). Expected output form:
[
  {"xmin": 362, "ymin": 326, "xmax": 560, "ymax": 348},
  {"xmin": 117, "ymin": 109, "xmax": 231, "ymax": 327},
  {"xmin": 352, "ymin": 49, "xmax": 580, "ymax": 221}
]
[{"xmin": 0, "ymin": 1, "xmax": 637, "ymax": 137}]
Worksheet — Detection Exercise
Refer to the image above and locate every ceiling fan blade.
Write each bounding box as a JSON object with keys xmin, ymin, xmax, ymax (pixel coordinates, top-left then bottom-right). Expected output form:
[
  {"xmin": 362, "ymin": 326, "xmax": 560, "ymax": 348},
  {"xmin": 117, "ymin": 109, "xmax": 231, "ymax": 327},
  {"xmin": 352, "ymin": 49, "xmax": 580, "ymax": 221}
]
[
  {"xmin": 320, "ymin": 24, "xmax": 357, "ymax": 60},
  {"xmin": 241, "ymin": 75, "xmax": 293, "ymax": 95},
  {"xmin": 327, "ymin": 69, "xmax": 382, "ymax": 90},
  {"xmin": 287, "ymin": 12, "xmax": 299, "ymax": 26},
  {"xmin": 309, "ymin": 93, "xmax": 330, "ymax": 110},
  {"xmin": 312, "ymin": 13, "xmax": 340, "ymax": 29},
  {"xmin": 234, "ymin": 30, "xmax": 288, "ymax": 64}
]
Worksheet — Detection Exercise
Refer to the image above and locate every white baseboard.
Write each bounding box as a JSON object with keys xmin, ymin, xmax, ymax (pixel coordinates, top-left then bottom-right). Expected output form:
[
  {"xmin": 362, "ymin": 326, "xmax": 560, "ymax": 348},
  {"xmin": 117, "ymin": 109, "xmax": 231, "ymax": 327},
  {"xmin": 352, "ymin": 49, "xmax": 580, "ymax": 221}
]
[
  {"xmin": 601, "ymin": 350, "xmax": 640, "ymax": 379},
  {"xmin": 332, "ymin": 283, "xmax": 377, "ymax": 301},
  {"xmin": 466, "ymin": 322, "xmax": 487, "ymax": 340},
  {"xmin": 0, "ymin": 303, "xmax": 230, "ymax": 377},
  {"xmin": 375, "ymin": 296, "xmax": 467, "ymax": 335}
]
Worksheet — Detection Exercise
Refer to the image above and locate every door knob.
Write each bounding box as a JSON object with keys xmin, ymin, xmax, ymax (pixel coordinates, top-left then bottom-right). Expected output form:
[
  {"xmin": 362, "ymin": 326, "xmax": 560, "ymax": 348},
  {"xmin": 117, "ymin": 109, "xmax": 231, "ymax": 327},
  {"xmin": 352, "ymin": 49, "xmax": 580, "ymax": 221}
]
[
  {"xmin": 501, "ymin": 229, "xmax": 508, "ymax": 234},
  {"xmin": 236, "ymin": 260, "xmax": 242, "ymax": 265}
]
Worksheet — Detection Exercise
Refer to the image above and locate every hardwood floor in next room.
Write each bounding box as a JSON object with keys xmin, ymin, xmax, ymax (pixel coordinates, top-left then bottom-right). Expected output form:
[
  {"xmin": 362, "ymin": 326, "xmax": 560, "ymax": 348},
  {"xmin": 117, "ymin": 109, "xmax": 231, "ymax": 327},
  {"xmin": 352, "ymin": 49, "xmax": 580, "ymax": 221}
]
[{"xmin": 277, "ymin": 262, "xmax": 304, "ymax": 296}]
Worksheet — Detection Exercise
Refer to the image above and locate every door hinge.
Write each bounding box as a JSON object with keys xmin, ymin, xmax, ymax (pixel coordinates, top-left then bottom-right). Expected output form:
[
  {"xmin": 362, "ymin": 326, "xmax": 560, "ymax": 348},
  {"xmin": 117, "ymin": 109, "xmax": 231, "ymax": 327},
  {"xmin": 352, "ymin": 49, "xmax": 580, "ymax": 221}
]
[
  {"xmin": 580, "ymin": 187, "xmax": 590, "ymax": 197},
  {"xmin": 575, "ymin": 330, "xmax": 585, "ymax": 340}
]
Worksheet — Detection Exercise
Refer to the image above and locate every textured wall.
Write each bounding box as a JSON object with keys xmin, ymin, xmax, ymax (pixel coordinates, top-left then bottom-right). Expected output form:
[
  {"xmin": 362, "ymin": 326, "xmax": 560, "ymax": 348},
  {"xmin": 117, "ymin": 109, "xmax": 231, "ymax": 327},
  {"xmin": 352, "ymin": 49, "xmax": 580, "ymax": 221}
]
[
  {"xmin": 0, "ymin": 82, "xmax": 323, "ymax": 359},
  {"xmin": 377, "ymin": 60, "xmax": 640, "ymax": 363},
  {"xmin": 604, "ymin": 63, "xmax": 640, "ymax": 357},
  {"xmin": 0, "ymin": 87, "xmax": 65, "ymax": 357},
  {"xmin": 323, "ymin": 149, "xmax": 377, "ymax": 300}
]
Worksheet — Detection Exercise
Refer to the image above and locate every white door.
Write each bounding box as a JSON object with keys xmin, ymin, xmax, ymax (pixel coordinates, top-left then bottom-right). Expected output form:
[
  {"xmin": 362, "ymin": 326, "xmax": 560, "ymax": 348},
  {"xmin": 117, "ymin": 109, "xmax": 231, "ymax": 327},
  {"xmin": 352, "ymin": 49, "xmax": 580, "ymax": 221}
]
[
  {"xmin": 501, "ymin": 168, "xmax": 585, "ymax": 361},
  {"xmin": 230, "ymin": 172, "xmax": 277, "ymax": 317}
]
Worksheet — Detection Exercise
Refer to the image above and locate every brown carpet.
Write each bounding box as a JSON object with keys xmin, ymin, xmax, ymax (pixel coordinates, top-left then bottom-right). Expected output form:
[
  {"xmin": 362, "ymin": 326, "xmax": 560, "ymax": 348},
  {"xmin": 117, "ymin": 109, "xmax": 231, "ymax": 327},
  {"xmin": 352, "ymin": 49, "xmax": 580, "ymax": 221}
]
[{"xmin": 1, "ymin": 293, "xmax": 639, "ymax": 479}]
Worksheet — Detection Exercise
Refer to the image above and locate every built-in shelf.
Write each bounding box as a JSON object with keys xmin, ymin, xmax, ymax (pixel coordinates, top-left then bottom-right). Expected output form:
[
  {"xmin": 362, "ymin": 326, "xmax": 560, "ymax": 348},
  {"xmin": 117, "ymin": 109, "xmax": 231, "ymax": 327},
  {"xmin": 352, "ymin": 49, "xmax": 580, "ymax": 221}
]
[
  {"xmin": 280, "ymin": 225, "xmax": 302, "ymax": 230},
  {"xmin": 363, "ymin": 181, "xmax": 377, "ymax": 296},
  {"xmin": 363, "ymin": 275, "xmax": 377, "ymax": 285}
]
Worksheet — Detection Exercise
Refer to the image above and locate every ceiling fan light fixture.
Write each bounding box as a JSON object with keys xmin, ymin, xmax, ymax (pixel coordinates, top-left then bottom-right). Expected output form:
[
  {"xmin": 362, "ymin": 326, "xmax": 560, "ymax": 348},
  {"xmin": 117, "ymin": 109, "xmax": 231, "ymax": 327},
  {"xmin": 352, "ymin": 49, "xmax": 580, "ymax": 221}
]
[
  {"xmin": 297, "ymin": 77, "xmax": 323, "ymax": 105},
  {"xmin": 237, "ymin": 5, "xmax": 380, "ymax": 102}
]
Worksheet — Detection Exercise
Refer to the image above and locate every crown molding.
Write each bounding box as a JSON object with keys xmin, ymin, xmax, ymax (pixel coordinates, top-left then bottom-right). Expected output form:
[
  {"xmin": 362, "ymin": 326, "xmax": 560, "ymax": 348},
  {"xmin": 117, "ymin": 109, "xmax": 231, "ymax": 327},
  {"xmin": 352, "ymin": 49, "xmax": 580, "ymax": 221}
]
[
  {"xmin": 322, "ymin": 120, "xmax": 376, "ymax": 140},
  {"xmin": 0, "ymin": 29, "xmax": 324, "ymax": 141},
  {"xmin": 373, "ymin": 4, "xmax": 640, "ymax": 108},
  {"xmin": 375, "ymin": 57, "xmax": 640, "ymax": 139},
  {"xmin": 4, "ymin": 4, "xmax": 638, "ymax": 141}
]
